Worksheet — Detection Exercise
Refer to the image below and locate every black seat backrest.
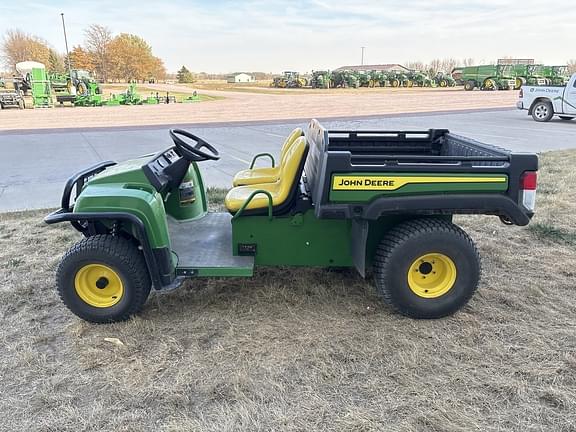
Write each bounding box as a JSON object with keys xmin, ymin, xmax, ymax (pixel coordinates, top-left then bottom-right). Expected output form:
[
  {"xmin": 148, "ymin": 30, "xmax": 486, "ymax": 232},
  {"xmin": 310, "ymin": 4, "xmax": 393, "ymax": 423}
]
[{"xmin": 303, "ymin": 119, "xmax": 328, "ymax": 208}]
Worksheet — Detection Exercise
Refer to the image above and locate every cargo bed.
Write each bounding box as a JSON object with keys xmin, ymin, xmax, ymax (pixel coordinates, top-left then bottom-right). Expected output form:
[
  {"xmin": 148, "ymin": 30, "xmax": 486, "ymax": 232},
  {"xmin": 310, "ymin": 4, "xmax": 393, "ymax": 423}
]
[{"xmin": 303, "ymin": 120, "xmax": 538, "ymax": 225}]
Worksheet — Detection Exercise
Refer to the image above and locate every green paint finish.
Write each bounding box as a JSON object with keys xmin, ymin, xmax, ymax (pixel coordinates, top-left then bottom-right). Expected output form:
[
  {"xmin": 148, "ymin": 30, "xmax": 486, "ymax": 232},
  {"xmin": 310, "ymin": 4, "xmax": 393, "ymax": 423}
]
[
  {"xmin": 74, "ymin": 184, "xmax": 171, "ymax": 249},
  {"xmin": 192, "ymin": 267, "xmax": 254, "ymax": 277},
  {"xmin": 164, "ymin": 162, "xmax": 208, "ymax": 221},
  {"xmin": 232, "ymin": 210, "xmax": 353, "ymax": 267},
  {"xmin": 329, "ymin": 172, "xmax": 509, "ymax": 203}
]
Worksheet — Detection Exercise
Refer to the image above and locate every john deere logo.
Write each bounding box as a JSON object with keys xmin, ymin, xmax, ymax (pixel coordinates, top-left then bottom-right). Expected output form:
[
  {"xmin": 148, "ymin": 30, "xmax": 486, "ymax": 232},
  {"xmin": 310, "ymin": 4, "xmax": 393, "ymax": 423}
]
[{"xmin": 332, "ymin": 175, "xmax": 508, "ymax": 191}]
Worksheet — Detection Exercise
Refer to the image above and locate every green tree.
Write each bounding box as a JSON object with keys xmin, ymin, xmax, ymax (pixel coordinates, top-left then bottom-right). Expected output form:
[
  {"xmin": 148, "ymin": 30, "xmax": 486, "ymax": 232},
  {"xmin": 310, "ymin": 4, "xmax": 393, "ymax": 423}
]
[
  {"xmin": 48, "ymin": 48, "xmax": 65, "ymax": 73},
  {"xmin": 177, "ymin": 66, "xmax": 194, "ymax": 83}
]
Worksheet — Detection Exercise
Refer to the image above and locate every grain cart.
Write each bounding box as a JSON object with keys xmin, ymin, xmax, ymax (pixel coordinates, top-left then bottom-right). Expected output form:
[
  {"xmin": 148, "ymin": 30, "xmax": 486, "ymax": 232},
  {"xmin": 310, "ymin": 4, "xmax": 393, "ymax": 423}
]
[
  {"xmin": 310, "ymin": 70, "xmax": 331, "ymax": 89},
  {"xmin": 461, "ymin": 65, "xmax": 516, "ymax": 91},
  {"xmin": 45, "ymin": 119, "xmax": 538, "ymax": 323}
]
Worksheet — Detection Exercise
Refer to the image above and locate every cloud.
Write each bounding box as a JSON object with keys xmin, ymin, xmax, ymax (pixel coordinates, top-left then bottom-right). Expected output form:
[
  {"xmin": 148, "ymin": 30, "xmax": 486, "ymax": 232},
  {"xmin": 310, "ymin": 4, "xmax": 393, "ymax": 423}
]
[{"xmin": 1, "ymin": 0, "xmax": 574, "ymax": 72}]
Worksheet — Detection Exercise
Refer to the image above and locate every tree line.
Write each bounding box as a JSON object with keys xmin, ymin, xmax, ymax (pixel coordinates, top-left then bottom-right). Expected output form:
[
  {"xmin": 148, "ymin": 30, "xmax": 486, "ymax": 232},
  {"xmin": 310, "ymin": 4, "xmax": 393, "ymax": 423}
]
[{"xmin": 0, "ymin": 26, "xmax": 166, "ymax": 82}]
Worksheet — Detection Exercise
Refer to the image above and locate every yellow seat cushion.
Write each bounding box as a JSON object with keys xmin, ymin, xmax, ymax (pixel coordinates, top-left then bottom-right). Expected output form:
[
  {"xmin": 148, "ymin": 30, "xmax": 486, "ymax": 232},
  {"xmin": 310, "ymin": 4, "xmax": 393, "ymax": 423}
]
[
  {"xmin": 232, "ymin": 127, "xmax": 303, "ymax": 187},
  {"xmin": 225, "ymin": 136, "xmax": 308, "ymax": 213},
  {"xmin": 232, "ymin": 166, "xmax": 279, "ymax": 186}
]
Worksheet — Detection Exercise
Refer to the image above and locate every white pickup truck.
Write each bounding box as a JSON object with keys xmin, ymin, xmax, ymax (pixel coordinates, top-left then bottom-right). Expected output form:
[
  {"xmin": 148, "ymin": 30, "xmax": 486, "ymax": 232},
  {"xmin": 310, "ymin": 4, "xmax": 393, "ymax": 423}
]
[{"xmin": 517, "ymin": 73, "xmax": 576, "ymax": 122}]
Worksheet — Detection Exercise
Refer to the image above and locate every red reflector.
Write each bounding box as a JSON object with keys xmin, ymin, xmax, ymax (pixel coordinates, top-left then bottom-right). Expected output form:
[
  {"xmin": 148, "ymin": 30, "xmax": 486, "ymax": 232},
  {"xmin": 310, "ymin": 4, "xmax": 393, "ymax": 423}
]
[
  {"xmin": 519, "ymin": 88, "xmax": 523, "ymax": 98},
  {"xmin": 521, "ymin": 171, "xmax": 537, "ymax": 190}
]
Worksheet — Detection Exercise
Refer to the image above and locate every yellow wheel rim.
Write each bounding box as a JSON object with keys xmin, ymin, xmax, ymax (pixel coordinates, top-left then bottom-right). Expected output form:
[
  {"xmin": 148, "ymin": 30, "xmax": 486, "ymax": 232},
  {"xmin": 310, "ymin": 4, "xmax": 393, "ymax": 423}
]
[
  {"xmin": 407, "ymin": 253, "xmax": 457, "ymax": 298},
  {"xmin": 75, "ymin": 264, "xmax": 124, "ymax": 308}
]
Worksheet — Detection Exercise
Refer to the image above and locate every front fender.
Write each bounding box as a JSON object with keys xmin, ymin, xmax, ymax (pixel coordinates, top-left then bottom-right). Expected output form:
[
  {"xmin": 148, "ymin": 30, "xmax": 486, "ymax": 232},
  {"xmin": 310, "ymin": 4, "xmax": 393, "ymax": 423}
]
[{"xmin": 74, "ymin": 183, "xmax": 170, "ymax": 249}]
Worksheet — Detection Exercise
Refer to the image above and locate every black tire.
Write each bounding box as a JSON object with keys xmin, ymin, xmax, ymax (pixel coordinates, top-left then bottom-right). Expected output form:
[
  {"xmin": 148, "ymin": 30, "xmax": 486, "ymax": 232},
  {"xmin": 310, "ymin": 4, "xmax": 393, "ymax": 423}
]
[
  {"xmin": 374, "ymin": 218, "xmax": 480, "ymax": 319},
  {"xmin": 56, "ymin": 235, "xmax": 151, "ymax": 323},
  {"xmin": 559, "ymin": 116, "xmax": 574, "ymax": 121},
  {"xmin": 464, "ymin": 80, "xmax": 475, "ymax": 91},
  {"xmin": 531, "ymin": 101, "xmax": 554, "ymax": 122}
]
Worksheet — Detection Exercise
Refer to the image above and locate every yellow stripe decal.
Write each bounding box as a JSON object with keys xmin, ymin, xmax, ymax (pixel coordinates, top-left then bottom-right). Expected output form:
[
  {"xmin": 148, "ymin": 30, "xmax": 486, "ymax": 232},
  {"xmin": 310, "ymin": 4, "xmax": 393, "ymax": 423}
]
[{"xmin": 332, "ymin": 175, "xmax": 507, "ymax": 191}]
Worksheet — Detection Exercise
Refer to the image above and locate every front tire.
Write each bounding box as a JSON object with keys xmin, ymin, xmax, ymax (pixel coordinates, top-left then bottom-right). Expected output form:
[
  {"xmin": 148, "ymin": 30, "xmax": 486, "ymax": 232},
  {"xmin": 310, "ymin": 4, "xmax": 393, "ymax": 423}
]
[
  {"xmin": 531, "ymin": 101, "xmax": 554, "ymax": 122},
  {"xmin": 56, "ymin": 235, "xmax": 151, "ymax": 323},
  {"xmin": 373, "ymin": 218, "xmax": 480, "ymax": 319}
]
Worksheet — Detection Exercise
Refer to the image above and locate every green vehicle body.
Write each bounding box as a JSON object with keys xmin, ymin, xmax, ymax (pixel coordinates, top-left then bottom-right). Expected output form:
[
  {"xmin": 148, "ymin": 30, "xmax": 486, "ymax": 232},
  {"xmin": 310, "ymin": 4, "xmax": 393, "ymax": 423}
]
[
  {"xmin": 46, "ymin": 120, "xmax": 538, "ymax": 288},
  {"xmin": 460, "ymin": 65, "xmax": 516, "ymax": 91},
  {"xmin": 540, "ymin": 66, "xmax": 570, "ymax": 86},
  {"xmin": 310, "ymin": 71, "xmax": 331, "ymax": 89}
]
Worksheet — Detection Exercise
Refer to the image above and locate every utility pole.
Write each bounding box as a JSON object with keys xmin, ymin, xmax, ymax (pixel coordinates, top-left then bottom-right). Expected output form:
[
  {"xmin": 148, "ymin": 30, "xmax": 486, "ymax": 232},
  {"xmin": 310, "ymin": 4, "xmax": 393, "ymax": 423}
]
[
  {"xmin": 61, "ymin": 13, "xmax": 72, "ymax": 76},
  {"xmin": 361, "ymin": 46, "xmax": 366, "ymax": 66}
]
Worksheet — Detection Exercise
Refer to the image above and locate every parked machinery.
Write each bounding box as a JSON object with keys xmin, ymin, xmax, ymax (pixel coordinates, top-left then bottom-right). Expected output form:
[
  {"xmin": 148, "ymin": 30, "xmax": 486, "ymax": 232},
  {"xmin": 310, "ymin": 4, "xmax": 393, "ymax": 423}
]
[
  {"xmin": 388, "ymin": 71, "xmax": 410, "ymax": 87},
  {"xmin": 51, "ymin": 69, "xmax": 102, "ymax": 96},
  {"xmin": 434, "ymin": 72, "xmax": 456, "ymax": 87},
  {"xmin": 14, "ymin": 61, "xmax": 53, "ymax": 107},
  {"xmin": 271, "ymin": 71, "xmax": 308, "ymax": 88},
  {"xmin": 541, "ymin": 66, "xmax": 570, "ymax": 86},
  {"xmin": 460, "ymin": 65, "xmax": 516, "ymax": 91},
  {"xmin": 330, "ymin": 70, "xmax": 359, "ymax": 88},
  {"xmin": 310, "ymin": 70, "xmax": 331, "ymax": 88},
  {"xmin": 409, "ymin": 70, "xmax": 434, "ymax": 87}
]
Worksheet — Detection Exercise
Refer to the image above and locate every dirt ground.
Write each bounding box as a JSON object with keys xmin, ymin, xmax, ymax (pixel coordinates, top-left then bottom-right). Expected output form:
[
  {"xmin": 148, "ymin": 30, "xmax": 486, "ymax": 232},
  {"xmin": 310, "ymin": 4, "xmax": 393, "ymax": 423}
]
[
  {"xmin": 0, "ymin": 151, "xmax": 574, "ymax": 431},
  {"xmin": 0, "ymin": 85, "xmax": 518, "ymax": 132}
]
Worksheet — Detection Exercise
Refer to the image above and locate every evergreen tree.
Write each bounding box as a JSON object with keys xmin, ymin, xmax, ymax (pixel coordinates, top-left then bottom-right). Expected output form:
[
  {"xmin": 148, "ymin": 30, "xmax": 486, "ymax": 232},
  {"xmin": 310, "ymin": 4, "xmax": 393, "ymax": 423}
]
[{"xmin": 177, "ymin": 66, "xmax": 194, "ymax": 83}]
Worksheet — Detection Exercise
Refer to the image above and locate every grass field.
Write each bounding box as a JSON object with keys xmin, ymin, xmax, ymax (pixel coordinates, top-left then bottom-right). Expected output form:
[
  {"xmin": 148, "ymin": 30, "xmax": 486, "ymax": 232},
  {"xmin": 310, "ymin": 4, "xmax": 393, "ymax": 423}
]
[{"xmin": 0, "ymin": 152, "xmax": 575, "ymax": 431}]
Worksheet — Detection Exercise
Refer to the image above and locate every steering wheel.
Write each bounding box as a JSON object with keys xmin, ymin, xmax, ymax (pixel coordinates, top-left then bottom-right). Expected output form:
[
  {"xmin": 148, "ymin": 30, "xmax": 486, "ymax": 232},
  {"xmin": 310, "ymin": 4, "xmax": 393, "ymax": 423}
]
[{"xmin": 169, "ymin": 129, "xmax": 220, "ymax": 162}]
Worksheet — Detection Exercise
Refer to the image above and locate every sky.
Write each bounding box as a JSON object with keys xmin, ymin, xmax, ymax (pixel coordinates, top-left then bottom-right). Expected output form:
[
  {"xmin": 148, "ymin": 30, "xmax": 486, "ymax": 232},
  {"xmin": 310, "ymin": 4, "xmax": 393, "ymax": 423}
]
[{"xmin": 0, "ymin": 0, "xmax": 574, "ymax": 73}]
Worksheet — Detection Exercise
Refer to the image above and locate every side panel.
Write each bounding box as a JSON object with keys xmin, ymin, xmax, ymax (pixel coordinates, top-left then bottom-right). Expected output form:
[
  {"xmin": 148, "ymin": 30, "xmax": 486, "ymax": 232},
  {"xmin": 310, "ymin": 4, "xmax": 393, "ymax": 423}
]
[
  {"xmin": 232, "ymin": 210, "xmax": 353, "ymax": 267},
  {"xmin": 329, "ymin": 172, "xmax": 509, "ymax": 203}
]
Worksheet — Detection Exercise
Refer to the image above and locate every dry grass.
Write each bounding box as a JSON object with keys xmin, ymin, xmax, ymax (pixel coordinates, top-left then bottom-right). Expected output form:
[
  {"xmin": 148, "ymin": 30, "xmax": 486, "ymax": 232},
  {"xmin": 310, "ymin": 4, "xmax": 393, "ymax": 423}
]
[{"xmin": 1, "ymin": 151, "xmax": 575, "ymax": 431}]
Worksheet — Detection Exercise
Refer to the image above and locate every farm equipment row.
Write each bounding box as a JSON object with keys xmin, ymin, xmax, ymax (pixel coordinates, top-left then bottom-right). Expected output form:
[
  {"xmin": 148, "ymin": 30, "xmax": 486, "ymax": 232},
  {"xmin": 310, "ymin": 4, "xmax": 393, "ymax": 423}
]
[
  {"xmin": 273, "ymin": 70, "xmax": 457, "ymax": 89},
  {"xmin": 272, "ymin": 63, "xmax": 571, "ymax": 91},
  {"xmin": 0, "ymin": 61, "xmax": 201, "ymax": 110},
  {"xmin": 451, "ymin": 64, "xmax": 570, "ymax": 91}
]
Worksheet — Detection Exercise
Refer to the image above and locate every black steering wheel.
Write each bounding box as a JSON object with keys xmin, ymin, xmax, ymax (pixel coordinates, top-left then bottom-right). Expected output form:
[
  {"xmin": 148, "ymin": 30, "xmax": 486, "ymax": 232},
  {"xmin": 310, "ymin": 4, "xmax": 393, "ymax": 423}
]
[{"xmin": 169, "ymin": 129, "xmax": 220, "ymax": 162}]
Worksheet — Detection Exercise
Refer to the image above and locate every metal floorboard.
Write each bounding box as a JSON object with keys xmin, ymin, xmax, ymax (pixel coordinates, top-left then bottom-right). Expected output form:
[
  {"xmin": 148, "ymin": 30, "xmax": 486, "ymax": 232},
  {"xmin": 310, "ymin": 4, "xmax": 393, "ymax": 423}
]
[{"xmin": 168, "ymin": 212, "xmax": 253, "ymax": 269}]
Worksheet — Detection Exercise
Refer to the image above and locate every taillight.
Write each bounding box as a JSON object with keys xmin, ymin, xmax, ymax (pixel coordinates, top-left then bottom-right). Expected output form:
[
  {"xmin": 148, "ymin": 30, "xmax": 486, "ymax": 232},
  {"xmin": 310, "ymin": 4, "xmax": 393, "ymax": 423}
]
[
  {"xmin": 520, "ymin": 171, "xmax": 537, "ymax": 211},
  {"xmin": 519, "ymin": 88, "xmax": 523, "ymax": 98}
]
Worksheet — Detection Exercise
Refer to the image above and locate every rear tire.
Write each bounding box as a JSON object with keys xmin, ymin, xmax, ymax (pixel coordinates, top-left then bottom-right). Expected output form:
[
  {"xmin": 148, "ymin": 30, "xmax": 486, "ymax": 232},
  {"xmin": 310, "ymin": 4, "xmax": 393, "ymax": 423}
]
[
  {"xmin": 56, "ymin": 235, "xmax": 151, "ymax": 323},
  {"xmin": 531, "ymin": 101, "xmax": 554, "ymax": 122},
  {"xmin": 373, "ymin": 218, "xmax": 480, "ymax": 319}
]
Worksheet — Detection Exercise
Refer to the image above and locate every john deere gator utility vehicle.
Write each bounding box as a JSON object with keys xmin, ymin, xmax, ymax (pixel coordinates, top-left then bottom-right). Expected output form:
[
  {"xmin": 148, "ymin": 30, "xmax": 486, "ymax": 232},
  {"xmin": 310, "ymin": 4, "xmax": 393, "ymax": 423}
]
[{"xmin": 45, "ymin": 120, "xmax": 538, "ymax": 323}]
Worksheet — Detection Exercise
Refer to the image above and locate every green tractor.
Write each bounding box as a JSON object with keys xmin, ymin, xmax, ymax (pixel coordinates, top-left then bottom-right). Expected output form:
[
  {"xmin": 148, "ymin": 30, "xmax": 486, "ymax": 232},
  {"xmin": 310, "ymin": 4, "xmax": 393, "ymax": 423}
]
[
  {"xmin": 388, "ymin": 72, "xmax": 410, "ymax": 88},
  {"xmin": 310, "ymin": 70, "xmax": 331, "ymax": 89},
  {"xmin": 45, "ymin": 120, "xmax": 538, "ymax": 323},
  {"xmin": 410, "ymin": 71, "xmax": 433, "ymax": 87},
  {"xmin": 330, "ymin": 70, "xmax": 359, "ymax": 88},
  {"xmin": 434, "ymin": 72, "xmax": 456, "ymax": 88},
  {"xmin": 461, "ymin": 65, "xmax": 516, "ymax": 91},
  {"xmin": 356, "ymin": 71, "xmax": 373, "ymax": 87},
  {"xmin": 271, "ymin": 71, "xmax": 307, "ymax": 88}
]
